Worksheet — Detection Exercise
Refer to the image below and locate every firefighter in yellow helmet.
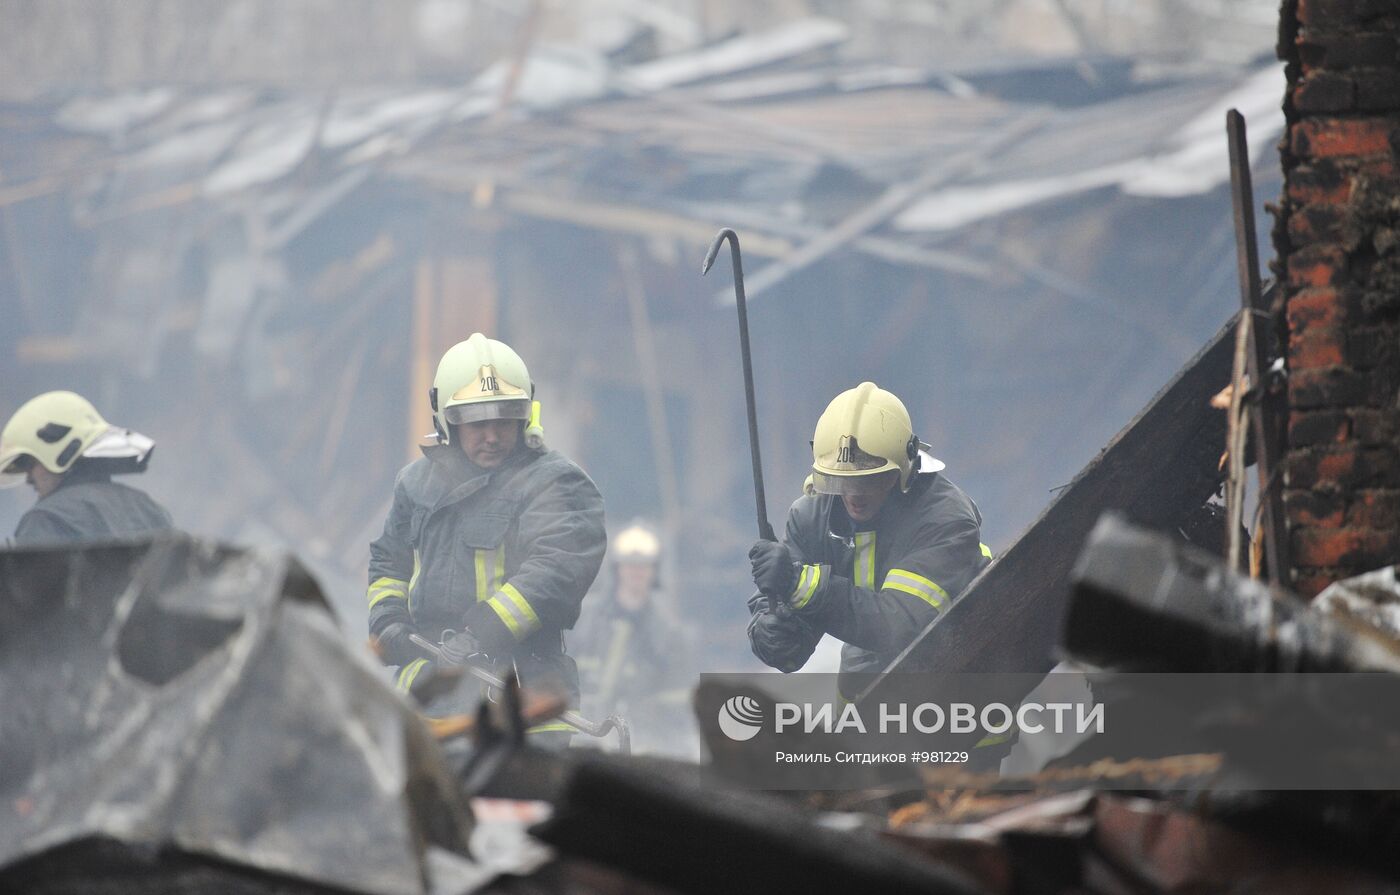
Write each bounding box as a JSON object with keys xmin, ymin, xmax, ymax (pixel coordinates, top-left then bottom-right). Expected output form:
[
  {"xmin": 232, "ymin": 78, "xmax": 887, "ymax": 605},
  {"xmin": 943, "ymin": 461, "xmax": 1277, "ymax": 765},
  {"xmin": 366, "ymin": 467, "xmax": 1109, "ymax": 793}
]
[
  {"xmin": 1, "ymin": 391, "xmax": 171, "ymax": 545},
  {"xmin": 574, "ymin": 521, "xmax": 694, "ymax": 753},
  {"xmin": 746, "ymin": 382, "xmax": 991, "ymax": 697},
  {"xmin": 367, "ymin": 333, "xmax": 606, "ymax": 742}
]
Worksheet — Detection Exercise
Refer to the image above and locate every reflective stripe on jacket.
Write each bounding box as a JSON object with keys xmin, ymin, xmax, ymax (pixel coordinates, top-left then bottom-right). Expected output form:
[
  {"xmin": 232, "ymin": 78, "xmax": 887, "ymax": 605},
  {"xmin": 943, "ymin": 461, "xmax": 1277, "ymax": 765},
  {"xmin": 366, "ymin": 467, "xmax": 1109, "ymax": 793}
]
[
  {"xmin": 780, "ymin": 471, "xmax": 989, "ymax": 686},
  {"xmin": 367, "ymin": 442, "xmax": 606, "ymax": 663}
]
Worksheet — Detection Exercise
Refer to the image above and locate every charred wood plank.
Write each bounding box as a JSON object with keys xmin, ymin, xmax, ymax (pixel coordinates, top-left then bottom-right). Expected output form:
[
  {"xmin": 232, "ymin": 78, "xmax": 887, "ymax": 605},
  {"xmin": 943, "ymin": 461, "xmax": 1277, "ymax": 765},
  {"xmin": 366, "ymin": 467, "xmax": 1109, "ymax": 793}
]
[
  {"xmin": 1064, "ymin": 513, "xmax": 1400, "ymax": 673},
  {"xmin": 533, "ymin": 755, "xmax": 987, "ymax": 895}
]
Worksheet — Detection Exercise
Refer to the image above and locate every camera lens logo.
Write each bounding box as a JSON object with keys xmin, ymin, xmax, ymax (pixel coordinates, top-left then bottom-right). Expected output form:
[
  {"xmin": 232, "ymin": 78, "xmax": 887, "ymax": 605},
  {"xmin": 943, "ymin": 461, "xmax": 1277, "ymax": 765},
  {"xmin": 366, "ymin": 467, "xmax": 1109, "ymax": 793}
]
[{"xmin": 718, "ymin": 695, "xmax": 764, "ymax": 741}]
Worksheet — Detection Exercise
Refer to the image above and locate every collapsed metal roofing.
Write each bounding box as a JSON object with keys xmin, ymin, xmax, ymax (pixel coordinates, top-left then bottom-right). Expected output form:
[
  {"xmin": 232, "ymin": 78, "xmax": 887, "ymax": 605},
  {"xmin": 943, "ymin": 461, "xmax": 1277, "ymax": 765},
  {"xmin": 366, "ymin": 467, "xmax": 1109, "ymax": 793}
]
[{"xmin": 4, "ymin": 19, "xmax": 1283, "ymax": 279}]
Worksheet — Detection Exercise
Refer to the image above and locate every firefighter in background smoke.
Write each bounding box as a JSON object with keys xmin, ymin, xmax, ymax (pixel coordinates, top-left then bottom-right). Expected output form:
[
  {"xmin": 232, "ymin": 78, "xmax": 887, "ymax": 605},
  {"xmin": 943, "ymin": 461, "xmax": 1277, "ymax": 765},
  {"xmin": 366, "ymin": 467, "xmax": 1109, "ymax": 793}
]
[
  {"xmin": 747, "ymin": 382, "xmax": 992, "ymax": 699},
  {"xmin": 0, "ymin": 391, "xmax": 172, "ymax": 545},
  {"xmin": 368, "ymin": 333, "xmax": 606, "ymax": 742},
  {"xmin": 574, "ymin": 522, "xmax": 694, "ymax": 754}
]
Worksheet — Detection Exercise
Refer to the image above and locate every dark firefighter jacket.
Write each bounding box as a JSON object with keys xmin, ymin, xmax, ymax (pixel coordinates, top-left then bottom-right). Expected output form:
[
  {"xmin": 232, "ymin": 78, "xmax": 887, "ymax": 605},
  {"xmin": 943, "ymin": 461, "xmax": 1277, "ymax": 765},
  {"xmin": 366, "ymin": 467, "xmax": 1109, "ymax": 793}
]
[
  {"xmin": 748, "ymin": 465, "xmax": 990, "ymax": 697},
  {"xmin": 11, "ymin": 463, "xmax": 173, "ymax": 546},
  {"xmin": 368, "ymin": 441, "xmax": 606, "ymax": 705}
]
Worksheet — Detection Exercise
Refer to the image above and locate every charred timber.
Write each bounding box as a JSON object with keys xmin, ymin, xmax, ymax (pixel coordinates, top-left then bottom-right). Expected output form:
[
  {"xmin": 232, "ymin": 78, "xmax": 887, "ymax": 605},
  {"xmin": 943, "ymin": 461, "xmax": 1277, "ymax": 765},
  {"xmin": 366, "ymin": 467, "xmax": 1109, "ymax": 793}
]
[
  {"xmin": 1064, "ymin": 513, "xmax": 1400, "ymax": 673},
  {"xmin": 533, "ymin": 754, "xmax": 987, "ymax": 895}
]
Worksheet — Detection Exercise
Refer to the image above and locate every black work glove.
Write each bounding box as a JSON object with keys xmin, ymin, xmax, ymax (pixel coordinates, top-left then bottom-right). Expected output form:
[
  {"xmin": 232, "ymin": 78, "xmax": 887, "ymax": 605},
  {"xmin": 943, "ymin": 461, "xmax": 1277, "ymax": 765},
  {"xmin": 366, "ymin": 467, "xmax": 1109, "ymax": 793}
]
[
  {"xmin": 749, "ymin": 539, "xmax": 797, "ymax": 597},
  {"xmin": 374, "ymin": 621, "xmax": 424, "ymax": 667},
  {"xmin": 439, "ymin": 628, "xmax": 483, "ymax": 666},
  {"xmin": 747, "ymin": 607, "xmax": 820, "ymax": 673}
]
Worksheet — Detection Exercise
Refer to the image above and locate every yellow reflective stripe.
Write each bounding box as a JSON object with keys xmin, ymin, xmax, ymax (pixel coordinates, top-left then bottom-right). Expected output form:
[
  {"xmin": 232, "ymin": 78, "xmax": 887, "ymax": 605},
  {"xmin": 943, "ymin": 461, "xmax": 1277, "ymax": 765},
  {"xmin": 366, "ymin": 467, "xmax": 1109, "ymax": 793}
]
[
  {"xmin": 885, "ymin": 580, "xmax": 941, "ymax": 608},
  {"xmin": 883, "ymin": 568, "xmax": 947, "ymax": 609},
  {"xmin": 485, "ymin": 597, "xmax": 522, "ymax": 638},
  {"xmin": 474, "ymin": 545, "xmax": 508, "ymax": 602},
  {"xmin": 395, "ymin": 658, "xmax": 428, "ymax": 692},
  {"xmin": 975, "ymin": 732, "xmax": 1011, "ymax": 748},
  {"xmin": 408, "ymin": 550, "xmax": 422, "ymax": 609},
  {"xmin": 368, "ymin": 576, "xmax": 407, "ymax": 608},
  {"xmin": 368, "ymin": 589, "xmax": 402, "ymax": 609},
  {"xmin": 475, "ymin": 549, "xmax": 490, "ymax": 603},
  {"xmin": 527, "ymin": 721, "xmax": 577, "ymax": 734},
  {"xmin": 853, "ymin": 532, "xmax": 876, "ymax": 590},
  {"xmin": 791, "ymin": 564, "xmax": 822, "ymax": 609},
  {"xmin": 980, "ymin": 542, "xmax": 993, "ymax": 559},
  {"xmin": 502, "ymin": 583, "xmax": 539, "ymax": 625},
  {"xmin": 486, "ymin": 582, "xmax": 541, "ymax": 640}
]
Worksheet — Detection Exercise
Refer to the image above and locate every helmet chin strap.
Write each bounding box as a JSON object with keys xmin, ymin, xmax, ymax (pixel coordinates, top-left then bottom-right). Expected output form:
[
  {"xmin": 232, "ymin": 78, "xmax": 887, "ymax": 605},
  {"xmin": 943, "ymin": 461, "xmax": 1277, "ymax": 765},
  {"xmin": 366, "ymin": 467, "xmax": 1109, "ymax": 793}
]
[
  {"xmin": 523, "ymin": 399, "xmax": 545, "ymax": 450},
  {"xmin": 428, "ymin": 387, "xmax": 449, "ymax": 445},
  {"xmin": 898, "ymin": 434, "xmax": 920, "ymax": 491}
]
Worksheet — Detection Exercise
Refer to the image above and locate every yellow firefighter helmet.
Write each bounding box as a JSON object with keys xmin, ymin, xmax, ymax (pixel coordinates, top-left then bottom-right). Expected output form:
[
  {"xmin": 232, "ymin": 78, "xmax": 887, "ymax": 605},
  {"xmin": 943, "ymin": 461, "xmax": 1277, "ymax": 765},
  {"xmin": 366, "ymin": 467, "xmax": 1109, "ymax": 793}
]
[
  {"xmin": 430, "ymin": 333, "xmax": 544, "ymax": 448},
  {"xmin": 0, "ymin": 391, "xmax": 155, "ymax": 488},
  {"xmin": 810, "ymin": 382, "xmax": 941, "ymax": 495}
]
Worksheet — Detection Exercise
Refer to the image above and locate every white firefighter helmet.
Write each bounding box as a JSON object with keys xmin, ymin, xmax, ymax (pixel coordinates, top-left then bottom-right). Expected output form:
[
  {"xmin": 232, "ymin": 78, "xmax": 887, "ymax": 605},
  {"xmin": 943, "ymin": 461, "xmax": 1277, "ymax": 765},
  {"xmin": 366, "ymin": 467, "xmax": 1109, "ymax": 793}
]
[
  {"xmin": 613, "ymin": 522, "xmax": 661, "ymax": 564},
  {"xmin": 0, "ymin": 391, "xmax": 155, "ymax": 488},
  {"xmin": 430, "ymin": 333, "xmax": 543, "ymax": 447},
  {"xmin": 810, "ymin": 382, "xmax": 942, "ymax": 496}
]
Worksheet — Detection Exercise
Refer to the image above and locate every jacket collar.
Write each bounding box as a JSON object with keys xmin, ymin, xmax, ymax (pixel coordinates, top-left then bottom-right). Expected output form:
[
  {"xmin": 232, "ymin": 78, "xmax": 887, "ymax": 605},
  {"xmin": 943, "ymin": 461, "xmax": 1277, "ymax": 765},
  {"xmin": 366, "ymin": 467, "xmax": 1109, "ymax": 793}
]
[
  {"xmin": 419, "ymin": 442, "xmax": 535, "ymax": 513},
  {"xmin": 40, "ymin": 461, "xmax": 112, "ymax": 502},
  {"xmin": 821, "ymin": 470, "xmax": 937, "ymax": 536}
]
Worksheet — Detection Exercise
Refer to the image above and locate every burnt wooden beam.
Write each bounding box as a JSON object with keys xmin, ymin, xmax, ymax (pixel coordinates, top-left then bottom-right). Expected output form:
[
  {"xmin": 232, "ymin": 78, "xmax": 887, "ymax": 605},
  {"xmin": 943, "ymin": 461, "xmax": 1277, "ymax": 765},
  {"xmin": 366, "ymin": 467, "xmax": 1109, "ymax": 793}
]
[
  {"xmin": 1064, "ymin": 513, "xmax": 1400, "ymax": 674},
  {"xmin": 861, "ymin": 314, "xmax": 1237, "ymax": 695}
]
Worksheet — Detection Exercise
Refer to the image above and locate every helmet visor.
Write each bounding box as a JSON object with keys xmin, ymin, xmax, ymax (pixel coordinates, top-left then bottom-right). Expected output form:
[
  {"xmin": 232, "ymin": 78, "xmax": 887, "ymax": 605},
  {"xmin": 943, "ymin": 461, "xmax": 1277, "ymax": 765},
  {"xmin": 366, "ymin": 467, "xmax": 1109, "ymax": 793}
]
[
  {"xmin": 0, "ymin": 450, "xmax": 33, "ymax": 489},
  {"xmin": 444, "ymin": 398, "xmax": 532, "ymax": 425},
  {"xmin": 810, "ymin": 469, "xmax": 898, "ymax": 497}
]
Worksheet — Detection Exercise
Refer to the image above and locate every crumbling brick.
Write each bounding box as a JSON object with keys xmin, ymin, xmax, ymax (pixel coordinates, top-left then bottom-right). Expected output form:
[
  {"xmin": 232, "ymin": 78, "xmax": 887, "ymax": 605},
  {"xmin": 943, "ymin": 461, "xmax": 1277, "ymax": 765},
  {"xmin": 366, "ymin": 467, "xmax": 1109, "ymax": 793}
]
[
  {"xmin": 1286, "ymin": 248, "xmax": 1348, "ymax": 288},
  {"xmin": 1286, "ymin": 287, "xmax": 1345, "ymax": 330},
  {"xmin": 1356, "ymin": 69, "xmax": 1400, "ymax": 112},
  {"xmin": 1289, "ymin": 326, "xmax": 1347, "ymax": 371},
  {"xmin": 1292, "ymin": 527, "xmax": 1397, "ymax": 569},
  {"xmin": 1286, "ymin": 162, "xmax": 1353, "ymax": 205},
  {"xmin": 1349, "ymin": 325, "xmax": 1399, "ymax": 366},
  {"xmin": 1284, "ymin": 488, "xmax": 1345, "ymax": 526},
  {"xmin": 1289, "ymin": 408, "xmax": 1350, "ymax": 445},
  {"xmin": 1360, "ymin": 285, "xmax": 1400, "ymax": 320},
  {"xmin": 1287, "ymin": 449, "xmax": 1344, "ymax": 491},
  {"xmin": 1288, "ymin": 202, "xmax": 1348, "ymax": 242},
  {"xmin": 1291, "ymin": 118, "xmax": 1396, "ymax": 160},
  {"xmin": 1294, "ymin": 71, "xmax": 1355, "ymax": 112},
  {"xmin": 1297, "ymin": 31, "xmax": 1399, "ymax": 71},
  {"xmin": 1297, "ymin": 0, "xmax": 1398, "ymax": 29},
  {"xmin": 1280, "ymin": 0, "xmax": 1400, "ymax": 591},
  {"xmin": 1352, "ymin": 408, "xmax": 1400, "ymax": 444},
  {"xmin": 1288, "ymin": 445, "xmax": 1400, "ymax": 490},
  {"xmin": 1346, "ymin": 489, "xmax": 1400, "ymax": 528},
  {"xmin": 1289, "ymin": 367, "xmax": 1372, "ymax": 407}
]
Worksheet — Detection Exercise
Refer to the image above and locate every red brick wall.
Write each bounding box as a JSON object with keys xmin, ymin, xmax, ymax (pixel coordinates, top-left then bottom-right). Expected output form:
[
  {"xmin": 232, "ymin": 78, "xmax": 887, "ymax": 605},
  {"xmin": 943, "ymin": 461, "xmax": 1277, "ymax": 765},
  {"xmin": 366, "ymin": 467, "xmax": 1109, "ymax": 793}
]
[{"xmin": 1275, "ymin": 0, "xmax": 1400, "ymax": 597}]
